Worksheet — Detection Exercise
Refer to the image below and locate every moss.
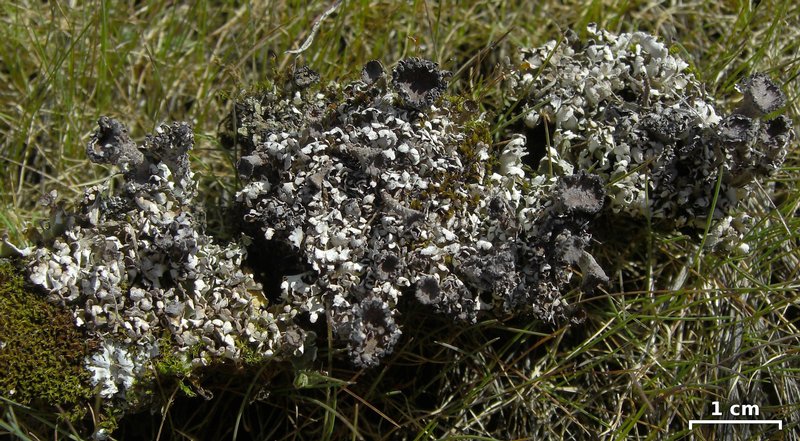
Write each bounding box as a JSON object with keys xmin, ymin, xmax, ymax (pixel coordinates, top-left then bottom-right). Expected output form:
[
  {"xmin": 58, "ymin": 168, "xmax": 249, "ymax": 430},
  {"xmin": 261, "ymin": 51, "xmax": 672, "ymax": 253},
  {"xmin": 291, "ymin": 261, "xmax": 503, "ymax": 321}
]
[
  {"xmin": 153, "ymin": 347, "xmax": 192, "ymax": 378},
  {"xmin": 237, "ymin": 340, "xmax": 270, "ymax": 366},
  {"xmin": 459, "ymin": 118, "xmax": 493, "ymax": 181},
  {"xmin": 413, "ymin": 117, "xmax": 494, "ymax": 221},
  {"xmin": 0, "ymin": 259, "xmax": 95, "ymax": 420},
  {"xmin": 150, "ymin": 344, "xmax": 203, "ymax": 400}
]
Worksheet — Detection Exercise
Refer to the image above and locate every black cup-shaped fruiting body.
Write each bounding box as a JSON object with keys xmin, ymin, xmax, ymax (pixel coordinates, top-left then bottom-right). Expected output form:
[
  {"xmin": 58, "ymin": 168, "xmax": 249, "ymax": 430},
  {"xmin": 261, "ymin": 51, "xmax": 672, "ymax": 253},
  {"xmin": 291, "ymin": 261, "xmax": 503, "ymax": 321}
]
[
  {"xmin": 293, "ymin": 65, "xmax": 320, "ymax": 89},
  {"xmin": 86, "ymin": 116, "xmax": 143, "ymax": 171},
  {"xmin": 391, "ymin": 57, "xmax": 448, "ymax": 110},
  {"xmin": 361, "ymin": 60, "xmax": 385, "ymax": 85},
  {"xmin": 735, "ymin": 73, "xmax": 786, "ymax": 118},
  {"xmin": 330, "ymin": 294, "xmax": 402, "ymax": 368},
  {"xmin": 719, "ymin": 114, "xmax": 759, "ymax": 148},
  {"xmin": 761, "ymin": 115, "xmax": 793, "ymax": 150},
  {"xmin": 553, "ymin": 172, "xmax": 606, "ymax": 216}
]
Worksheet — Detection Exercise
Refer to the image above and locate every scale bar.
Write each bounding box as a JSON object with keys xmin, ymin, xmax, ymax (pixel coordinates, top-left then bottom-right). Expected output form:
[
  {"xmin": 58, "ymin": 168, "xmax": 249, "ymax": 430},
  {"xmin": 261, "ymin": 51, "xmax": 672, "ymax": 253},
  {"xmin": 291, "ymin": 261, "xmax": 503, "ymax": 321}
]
[{"xmin": 689, "ymin": 420, "xmax": 782, "ymax": 430}]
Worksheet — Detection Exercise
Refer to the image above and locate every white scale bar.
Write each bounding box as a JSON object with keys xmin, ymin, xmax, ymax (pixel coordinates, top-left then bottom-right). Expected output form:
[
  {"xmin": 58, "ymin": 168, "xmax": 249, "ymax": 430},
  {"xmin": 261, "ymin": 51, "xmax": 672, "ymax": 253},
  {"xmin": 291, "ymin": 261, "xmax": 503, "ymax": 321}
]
[{"xmin": 689, "ymin": 420, "xmax": 783, "ymax": 430}]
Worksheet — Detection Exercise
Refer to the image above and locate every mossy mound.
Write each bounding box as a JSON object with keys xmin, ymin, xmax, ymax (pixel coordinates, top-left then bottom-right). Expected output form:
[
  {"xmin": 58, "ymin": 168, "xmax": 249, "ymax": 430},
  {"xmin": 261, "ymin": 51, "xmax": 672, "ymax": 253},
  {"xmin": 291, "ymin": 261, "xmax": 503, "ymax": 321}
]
[{"xmin": 0, "ymin": 260, "xmax": 94, "ymax": 421}]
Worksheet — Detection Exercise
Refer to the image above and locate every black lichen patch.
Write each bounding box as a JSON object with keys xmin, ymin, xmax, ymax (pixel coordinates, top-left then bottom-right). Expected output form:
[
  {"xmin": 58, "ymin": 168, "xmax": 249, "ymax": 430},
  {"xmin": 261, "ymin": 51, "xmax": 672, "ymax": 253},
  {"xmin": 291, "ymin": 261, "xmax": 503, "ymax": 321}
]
[
  {"xmin": 0, "ymin": 260, "xmax": 95, "ymax": 420},
  {"xmin": 391, "ymin": 57, "xmax": 448, "ymax": 110}
]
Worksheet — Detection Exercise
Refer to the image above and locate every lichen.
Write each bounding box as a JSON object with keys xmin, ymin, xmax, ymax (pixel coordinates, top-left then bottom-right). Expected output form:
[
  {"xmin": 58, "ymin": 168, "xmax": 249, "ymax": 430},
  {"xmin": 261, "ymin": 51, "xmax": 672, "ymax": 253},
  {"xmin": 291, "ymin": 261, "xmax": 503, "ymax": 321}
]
[
  {"xmin": 24, "ymin": 118, "xmax": 303, "ymax": 405},
  {"xmin": 362, "ymin": 60, "xmax": 385, "ymax": 85},
  {"xmin": 293, "ymin": 65, "xmax": 321, "ymax": 89},
  {"xmin": 505, "ymin": 26, "xmax": 792, "ymax": 242},
  {"xmin": 230, "ymin": 58, "xmax": 607, "ymax": 367},
  {"xmin": 391, "ymin": 57, "xmax": 449, "ymax": 110},
  {"xmin": 11, "ymin": 27, "xmax": 792, "ymax": 400}
]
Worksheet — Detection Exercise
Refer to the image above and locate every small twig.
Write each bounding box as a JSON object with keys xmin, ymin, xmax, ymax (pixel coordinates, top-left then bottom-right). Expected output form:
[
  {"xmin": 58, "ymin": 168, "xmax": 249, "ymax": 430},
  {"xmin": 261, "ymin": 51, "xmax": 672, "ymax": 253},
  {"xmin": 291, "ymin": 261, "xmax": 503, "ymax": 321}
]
[{"xmin": 285, "ymin": 0, "xmax": 343, "ymax": 55}]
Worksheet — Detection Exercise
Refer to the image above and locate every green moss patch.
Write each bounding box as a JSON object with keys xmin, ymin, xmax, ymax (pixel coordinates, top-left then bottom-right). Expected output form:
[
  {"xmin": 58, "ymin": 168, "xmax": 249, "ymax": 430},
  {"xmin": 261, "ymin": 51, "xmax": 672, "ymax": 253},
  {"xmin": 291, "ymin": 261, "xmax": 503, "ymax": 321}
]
[{"xmin": 0, "ymin": 260, "xmax": 94, "ymax": 420}]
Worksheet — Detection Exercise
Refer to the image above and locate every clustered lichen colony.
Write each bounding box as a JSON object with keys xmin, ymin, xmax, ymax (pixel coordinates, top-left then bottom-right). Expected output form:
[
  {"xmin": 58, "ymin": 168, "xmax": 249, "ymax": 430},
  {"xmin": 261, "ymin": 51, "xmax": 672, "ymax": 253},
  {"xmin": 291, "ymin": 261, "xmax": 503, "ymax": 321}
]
[
  {"xmin": 233, "ymin": 56, "xmax": 614, "ymax": 367},
  {"xmin": 6, "ymin": 28, "xmax": 791, "ymax": 407},
  {"xmin": 24, "ymin": 118, "xmax": 305, "ymax": 402},
  {"xmin": 507, "ymin": 26, "xmax": 792, "ymax": 242}
]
